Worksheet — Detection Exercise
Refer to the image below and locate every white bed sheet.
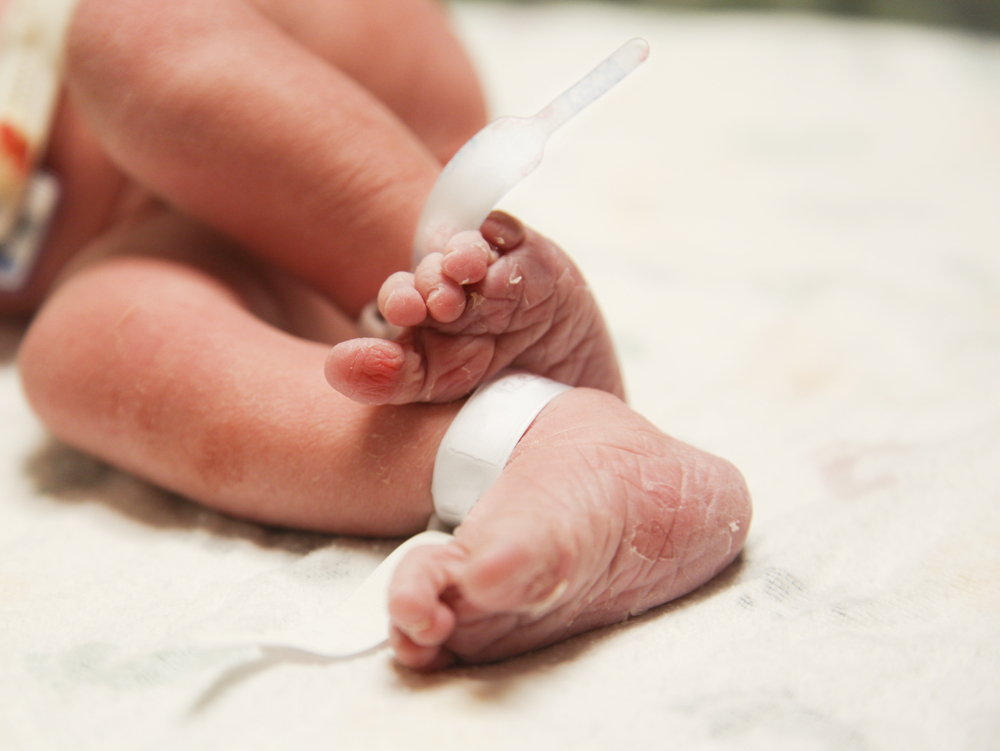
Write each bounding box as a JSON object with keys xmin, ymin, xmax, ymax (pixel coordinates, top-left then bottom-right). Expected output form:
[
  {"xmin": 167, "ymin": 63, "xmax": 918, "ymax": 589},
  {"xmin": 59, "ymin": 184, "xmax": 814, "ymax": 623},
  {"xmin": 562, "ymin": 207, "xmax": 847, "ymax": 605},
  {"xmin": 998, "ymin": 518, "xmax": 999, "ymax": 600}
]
[{"xmin": 1, "ymin": 2, "xmax": 998, "ymax": 748}]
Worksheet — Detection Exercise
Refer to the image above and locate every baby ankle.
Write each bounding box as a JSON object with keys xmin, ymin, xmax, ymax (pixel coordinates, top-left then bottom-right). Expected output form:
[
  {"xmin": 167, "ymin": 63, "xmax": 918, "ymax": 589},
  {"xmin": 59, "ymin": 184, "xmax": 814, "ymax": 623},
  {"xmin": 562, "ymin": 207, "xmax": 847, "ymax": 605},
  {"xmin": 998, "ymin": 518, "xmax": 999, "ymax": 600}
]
[{"xmin": 431, "ymin": 370, "xmax": 571, "ymax": 527}]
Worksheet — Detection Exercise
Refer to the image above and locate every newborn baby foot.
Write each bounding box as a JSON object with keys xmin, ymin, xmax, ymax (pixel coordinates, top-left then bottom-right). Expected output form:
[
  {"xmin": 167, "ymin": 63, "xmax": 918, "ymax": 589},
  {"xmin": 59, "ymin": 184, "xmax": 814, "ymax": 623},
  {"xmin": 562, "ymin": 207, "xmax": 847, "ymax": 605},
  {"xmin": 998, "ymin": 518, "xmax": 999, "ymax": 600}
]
[
  {"xmin": 325, "ymin": 212, "xmax": 623, "ymax": 404},
  {"xmin": 387, "ymin": 388, "xmax": 752, "ymax": 669}
]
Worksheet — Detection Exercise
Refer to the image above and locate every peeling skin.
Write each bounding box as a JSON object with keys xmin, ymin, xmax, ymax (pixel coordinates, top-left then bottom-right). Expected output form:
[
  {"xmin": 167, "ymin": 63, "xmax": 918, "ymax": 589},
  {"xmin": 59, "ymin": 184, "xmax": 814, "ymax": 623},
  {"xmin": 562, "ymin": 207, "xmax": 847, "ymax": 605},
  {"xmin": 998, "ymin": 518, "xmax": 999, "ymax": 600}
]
[
  {"xmin": 626, "ymin": 517, "xmax": 677, "ymax": 563},
  {"xmin": 326, "ymin": 211, "xmax": 626, "ymax": 406}
]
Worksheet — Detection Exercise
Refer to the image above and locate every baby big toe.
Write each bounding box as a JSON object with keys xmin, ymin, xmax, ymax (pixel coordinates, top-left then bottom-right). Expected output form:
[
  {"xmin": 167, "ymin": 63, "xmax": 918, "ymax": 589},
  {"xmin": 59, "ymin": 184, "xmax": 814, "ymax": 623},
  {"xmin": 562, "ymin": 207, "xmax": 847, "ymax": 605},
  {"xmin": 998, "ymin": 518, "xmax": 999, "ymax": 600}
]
[
  {"xmin": 324, "ymin": 339, "xmax": 409, "ymax": 404},
  {"xmin": 459, "ymin": 536, "xmax": 571, "ymax": 615},
  {"xmin": 389, "ymin": 545, "xmax": 464, "ymax": 647}
]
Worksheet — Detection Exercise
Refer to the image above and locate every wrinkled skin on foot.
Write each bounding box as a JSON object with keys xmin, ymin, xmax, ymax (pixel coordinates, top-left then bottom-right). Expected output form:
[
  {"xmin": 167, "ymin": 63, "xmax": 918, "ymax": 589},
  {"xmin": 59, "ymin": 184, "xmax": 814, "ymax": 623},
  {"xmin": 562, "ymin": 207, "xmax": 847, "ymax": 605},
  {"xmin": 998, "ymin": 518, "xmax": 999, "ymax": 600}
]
[
  {"xmin": 387, "ymin": 388, "xmax": 752, "ymax": 669},
  {"xmin": 325, "ymin": 212, "xmax": 624, "ymax": 405}
]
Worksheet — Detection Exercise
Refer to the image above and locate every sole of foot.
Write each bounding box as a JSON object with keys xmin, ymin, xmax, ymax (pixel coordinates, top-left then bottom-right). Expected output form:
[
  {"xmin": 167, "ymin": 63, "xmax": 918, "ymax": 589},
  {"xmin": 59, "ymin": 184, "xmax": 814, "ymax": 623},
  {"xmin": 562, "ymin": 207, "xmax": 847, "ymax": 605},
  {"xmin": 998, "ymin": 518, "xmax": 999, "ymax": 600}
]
[{"xmin": 387, "ymin": 387, "xmax": 752, "ymax": 669}]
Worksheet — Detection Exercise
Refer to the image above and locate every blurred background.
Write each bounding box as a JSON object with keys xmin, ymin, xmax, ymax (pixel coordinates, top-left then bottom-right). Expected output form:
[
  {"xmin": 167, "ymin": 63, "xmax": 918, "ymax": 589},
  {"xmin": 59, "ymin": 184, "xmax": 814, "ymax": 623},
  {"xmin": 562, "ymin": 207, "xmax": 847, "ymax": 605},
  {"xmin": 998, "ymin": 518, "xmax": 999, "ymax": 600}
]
[{"xmin": 491, "ymin": 0, "xmax": 1000, "ymax": 34}]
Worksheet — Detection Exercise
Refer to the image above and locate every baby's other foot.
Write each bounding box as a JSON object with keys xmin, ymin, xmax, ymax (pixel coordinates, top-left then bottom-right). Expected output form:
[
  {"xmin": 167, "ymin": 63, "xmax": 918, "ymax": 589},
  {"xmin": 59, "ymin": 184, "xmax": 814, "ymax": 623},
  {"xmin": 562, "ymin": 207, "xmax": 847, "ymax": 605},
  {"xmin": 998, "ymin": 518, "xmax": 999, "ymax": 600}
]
[
  {"xmin": 325, "ymin": 212, "xmax": 623, "ymax": 405},
  {"xmin": 387, "ymin": 388, "xmax": 752, "ymax": 669}
]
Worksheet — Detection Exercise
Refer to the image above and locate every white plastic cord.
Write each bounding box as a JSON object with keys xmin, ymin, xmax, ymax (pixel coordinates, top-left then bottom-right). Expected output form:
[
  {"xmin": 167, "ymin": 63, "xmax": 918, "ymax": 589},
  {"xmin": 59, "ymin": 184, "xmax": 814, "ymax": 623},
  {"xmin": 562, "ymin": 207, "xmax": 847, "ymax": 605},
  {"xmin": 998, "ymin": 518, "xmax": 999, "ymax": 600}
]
[
  {"xmin": 356, "ymin": 37, "xmax": 648, "ymax": 338},
  {"xmin": 188, "ymin": 372, "xmax": 572, "ymax": 656}
]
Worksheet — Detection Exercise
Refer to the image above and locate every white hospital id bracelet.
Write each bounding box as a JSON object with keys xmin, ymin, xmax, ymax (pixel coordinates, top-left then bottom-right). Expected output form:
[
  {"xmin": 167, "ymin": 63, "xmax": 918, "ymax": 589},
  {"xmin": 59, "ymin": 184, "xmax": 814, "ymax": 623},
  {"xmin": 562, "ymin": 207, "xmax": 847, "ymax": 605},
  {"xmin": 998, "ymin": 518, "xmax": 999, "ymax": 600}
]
[{"xmin": 432, "ymin": 371, "xmax": 572, "ymax": 527}]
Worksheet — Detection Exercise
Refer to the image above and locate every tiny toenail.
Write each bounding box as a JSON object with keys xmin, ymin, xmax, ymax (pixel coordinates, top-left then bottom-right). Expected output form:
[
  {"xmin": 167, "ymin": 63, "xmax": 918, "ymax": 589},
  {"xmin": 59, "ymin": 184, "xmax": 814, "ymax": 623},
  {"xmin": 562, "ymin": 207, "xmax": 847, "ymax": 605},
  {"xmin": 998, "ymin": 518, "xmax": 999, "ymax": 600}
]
[{"xmin": 403, "ymin": 617, "xmax": 434, "ymax": 634}]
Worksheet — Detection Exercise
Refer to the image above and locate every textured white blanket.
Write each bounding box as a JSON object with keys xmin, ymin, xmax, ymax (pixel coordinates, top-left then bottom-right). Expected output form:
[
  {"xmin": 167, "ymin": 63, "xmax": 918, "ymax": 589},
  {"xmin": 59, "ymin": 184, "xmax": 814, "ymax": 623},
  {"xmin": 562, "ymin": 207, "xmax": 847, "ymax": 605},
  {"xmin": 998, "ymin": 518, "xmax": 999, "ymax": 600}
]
[{"xmin": 1, "ymin": 2, "xmax": 998, "ymax": 748}]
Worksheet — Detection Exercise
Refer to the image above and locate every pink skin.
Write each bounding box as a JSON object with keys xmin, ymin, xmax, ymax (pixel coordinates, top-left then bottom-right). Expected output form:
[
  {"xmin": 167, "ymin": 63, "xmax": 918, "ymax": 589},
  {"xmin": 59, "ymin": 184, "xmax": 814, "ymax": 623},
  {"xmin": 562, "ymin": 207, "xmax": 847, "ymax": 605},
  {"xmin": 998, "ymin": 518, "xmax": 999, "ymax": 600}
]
[
  {"xmin": 325, "ymin": 211, "xmax": 625, "ymax": 405},
  {"xmin": 8, "ymin": 0, "xmax": 753, "ymax": 669},
  {"xmin": 18, "ymin": 208, "xmax": 751, "ymax": 669},
  {"xmin": 388, "ymin": 388, "xmax": 751, "ymax": 669},
  {"xmin": 1, "ymin": 0, "xmax": 486, "ymax": 316}
]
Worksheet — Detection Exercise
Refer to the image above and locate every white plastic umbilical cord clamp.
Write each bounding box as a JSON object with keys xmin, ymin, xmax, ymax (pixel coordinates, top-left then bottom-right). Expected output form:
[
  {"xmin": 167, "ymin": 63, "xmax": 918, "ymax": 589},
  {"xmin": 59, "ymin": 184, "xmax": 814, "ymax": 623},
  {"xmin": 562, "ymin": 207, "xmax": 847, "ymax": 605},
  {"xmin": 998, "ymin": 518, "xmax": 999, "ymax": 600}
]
[{"xmin": 432, "ymin": 370, "xmax": 572, "ymax": 527}]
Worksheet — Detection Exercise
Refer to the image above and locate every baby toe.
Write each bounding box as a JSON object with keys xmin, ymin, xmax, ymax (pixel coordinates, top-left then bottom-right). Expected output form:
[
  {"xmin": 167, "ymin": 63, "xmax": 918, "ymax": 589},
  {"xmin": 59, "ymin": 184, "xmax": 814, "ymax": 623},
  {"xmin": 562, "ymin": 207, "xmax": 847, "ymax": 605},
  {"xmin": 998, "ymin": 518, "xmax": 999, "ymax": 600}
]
[
  {"xmin": 479, "ymin": 210, "xmax": 526, "ymax": 252},
  {"xmin": 415, "ymin": 253, "xmax": 467, "ymax": 323},
  {"xmin": 390, "ymin": 628, "xmax": 456, "ymax": 671},
  {"xmin": 379, "ymin": 271, "xmax": 426, "ymax": 327},
  {"xmin": 441, "ymin": 231, "xmax": 494, "ymax": 286},
  {"xmin": 389, "ymin": 545, "xmax": 464, "ymax": 646},
  {"xmin": 459, "ymin": 533, "xmax": 573, "ymax": 616},
  {"xmin": 324, "ymin": 338, "xmax": 410, "ymax": 404}
]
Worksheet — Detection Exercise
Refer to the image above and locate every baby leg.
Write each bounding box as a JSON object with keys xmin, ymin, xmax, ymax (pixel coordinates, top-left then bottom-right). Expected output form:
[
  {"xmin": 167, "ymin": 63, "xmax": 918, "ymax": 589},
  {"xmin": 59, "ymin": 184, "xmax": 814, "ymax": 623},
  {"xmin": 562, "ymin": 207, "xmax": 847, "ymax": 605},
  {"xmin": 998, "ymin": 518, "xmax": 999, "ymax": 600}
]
[
  {"xmin": 326, "ymin": 212, "xmax": 625, "ymax": 404},
  {"xmin": 19, "ymin": 208, "xmax": 750, "ymax": 671},
  {"xmin": 17, "ymin": 207, "xmax": 459, "ymax": 535},
  {"xmin": 65, "ymin": 0, "xmax": 484, "ymax": 318}
]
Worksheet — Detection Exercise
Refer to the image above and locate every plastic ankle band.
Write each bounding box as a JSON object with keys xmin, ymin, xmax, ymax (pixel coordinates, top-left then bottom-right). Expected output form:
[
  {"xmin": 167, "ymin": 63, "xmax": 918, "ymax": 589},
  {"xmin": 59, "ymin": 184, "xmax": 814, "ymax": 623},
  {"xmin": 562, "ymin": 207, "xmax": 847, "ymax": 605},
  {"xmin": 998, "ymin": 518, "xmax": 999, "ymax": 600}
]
[{"xmin": 432, "ymin": 371, "xmax": 572, "ymax": 527}]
